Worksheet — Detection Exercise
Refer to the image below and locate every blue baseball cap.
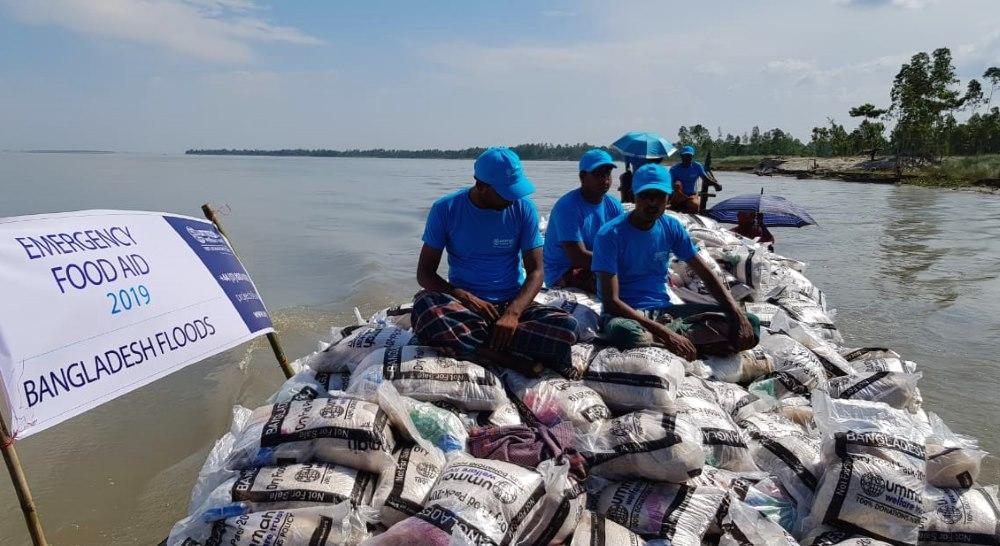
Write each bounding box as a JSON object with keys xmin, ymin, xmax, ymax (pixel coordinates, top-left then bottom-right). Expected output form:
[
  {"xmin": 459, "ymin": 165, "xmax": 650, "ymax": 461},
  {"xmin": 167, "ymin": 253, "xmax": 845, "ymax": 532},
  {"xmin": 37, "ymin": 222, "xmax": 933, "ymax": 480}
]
[
  {"xmin": 474, "ymin": 147, "xmax": 535, "ymax": 201},
  {"xmin": 632, "ymin": 164, "xmax": 673, "ymax": 196},
  {"xmin": 579, "ymin": 149, "xmax": 617, "ymax": 173},
  {"xmin": 680, "ymin": 145, "xmax": 696, "ymax": 156}
]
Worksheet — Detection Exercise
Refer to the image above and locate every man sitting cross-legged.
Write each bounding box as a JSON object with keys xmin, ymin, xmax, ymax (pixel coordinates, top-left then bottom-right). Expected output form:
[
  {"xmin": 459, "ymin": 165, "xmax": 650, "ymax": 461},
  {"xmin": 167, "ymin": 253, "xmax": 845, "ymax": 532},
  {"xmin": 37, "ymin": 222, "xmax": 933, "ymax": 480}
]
[
  {"xmin": 591, "ymin": 164, "xmax": 758, "ymax": 360},
  {"xmin": 412, "ymin": 147, "xmax": 579, "ymax": 376}
]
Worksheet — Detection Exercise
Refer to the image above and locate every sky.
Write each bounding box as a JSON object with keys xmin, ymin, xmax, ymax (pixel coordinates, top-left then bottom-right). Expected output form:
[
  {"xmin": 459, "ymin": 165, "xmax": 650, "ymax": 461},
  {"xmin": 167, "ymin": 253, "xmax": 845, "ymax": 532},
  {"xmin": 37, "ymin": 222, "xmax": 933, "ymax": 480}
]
[{"xmin": 1, "ymin": 0, "xmax": 998, "ymax": 153}]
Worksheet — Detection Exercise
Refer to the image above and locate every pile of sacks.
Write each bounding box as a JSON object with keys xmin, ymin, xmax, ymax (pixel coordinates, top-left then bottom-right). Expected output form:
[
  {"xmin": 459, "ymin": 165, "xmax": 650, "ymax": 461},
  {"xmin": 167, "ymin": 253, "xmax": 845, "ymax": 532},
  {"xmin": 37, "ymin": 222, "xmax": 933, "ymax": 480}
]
[{"xmin": 168, "ymin": 212, "xmax": 998, "ymax": 546}]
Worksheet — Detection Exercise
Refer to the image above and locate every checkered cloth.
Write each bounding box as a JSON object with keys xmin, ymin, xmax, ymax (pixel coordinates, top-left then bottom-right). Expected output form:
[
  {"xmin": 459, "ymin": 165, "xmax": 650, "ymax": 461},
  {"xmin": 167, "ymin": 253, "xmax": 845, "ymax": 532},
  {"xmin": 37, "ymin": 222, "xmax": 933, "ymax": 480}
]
[{"xmin": 411, "ymin": 290, "xmax": 578, "ymax": 373}]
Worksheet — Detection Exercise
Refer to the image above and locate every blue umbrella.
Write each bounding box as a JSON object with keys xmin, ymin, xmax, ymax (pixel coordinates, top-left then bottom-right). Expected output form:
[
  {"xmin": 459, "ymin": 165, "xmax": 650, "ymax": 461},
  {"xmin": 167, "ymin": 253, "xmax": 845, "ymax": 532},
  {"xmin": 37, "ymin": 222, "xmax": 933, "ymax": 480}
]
[
  {"xmin": 611, "ymin": 132, "xmax": 677, "ymax": 163},
  {"xmin": 706, "ymin": 192, "xmax": 817, "ymax": 227}
]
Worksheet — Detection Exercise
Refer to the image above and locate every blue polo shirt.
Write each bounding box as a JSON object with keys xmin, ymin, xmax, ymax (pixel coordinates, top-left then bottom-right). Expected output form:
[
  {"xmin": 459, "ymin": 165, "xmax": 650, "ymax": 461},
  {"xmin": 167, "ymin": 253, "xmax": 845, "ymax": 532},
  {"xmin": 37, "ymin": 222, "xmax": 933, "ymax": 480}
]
[
  {"xmin": 591, "ymin": 213, "xmax": 699, "ymax": 310},
  {"xmin": 543, "ymin": 189, "xmax": 625, "ymax": 287},
  {"xmin": 422, "ymin": 189, "xmax": 543, "ymax": 302},
  {"xmin": 669, "ymin": 161, "xmax": 708, "ymax": 195}
]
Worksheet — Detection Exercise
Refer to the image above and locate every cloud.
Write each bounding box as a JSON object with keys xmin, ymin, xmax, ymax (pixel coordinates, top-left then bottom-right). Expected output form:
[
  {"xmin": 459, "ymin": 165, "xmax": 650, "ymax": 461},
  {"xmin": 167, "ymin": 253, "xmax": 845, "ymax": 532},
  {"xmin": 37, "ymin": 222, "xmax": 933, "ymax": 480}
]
[
  {"xmin": 1, "ymin": 0, "xmax": 321, "ymax": 63},
  {"xmin": 765, "ymin": 59, "xmax": 817, "ymax": 74},
  {"xmin": 834, "ymin": 0, "xmax": 934, "ymax": 8}
]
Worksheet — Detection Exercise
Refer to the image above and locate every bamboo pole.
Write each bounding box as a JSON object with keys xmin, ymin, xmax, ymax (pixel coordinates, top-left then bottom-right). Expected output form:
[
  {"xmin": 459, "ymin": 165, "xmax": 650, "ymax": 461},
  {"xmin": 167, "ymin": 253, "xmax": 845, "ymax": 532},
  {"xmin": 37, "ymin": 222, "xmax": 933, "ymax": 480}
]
[
  {"xmin": 201, "ymin": 204, "xmax": 295, "ymax": 379},
  {"xmin": 0, "ymin": 416, "xmax": 48, "ymax": 545}
]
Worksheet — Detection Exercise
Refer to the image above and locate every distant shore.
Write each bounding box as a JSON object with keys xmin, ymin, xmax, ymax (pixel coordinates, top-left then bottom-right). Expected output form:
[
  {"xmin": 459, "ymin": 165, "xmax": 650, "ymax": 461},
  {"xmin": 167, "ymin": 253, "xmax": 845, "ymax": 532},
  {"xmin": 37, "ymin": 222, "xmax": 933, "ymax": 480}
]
[{"xmin": 713, "ymin": 155, "xmax": 1000, "ymax": 191}]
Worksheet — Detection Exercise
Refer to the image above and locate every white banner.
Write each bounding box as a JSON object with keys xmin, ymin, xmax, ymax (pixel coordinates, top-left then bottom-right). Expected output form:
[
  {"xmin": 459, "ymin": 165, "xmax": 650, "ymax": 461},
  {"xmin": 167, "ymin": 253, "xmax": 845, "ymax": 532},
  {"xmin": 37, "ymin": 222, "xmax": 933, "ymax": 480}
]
[{"xmin": 0, "ymin": 210, "xmax": 274, "ymax": 439}]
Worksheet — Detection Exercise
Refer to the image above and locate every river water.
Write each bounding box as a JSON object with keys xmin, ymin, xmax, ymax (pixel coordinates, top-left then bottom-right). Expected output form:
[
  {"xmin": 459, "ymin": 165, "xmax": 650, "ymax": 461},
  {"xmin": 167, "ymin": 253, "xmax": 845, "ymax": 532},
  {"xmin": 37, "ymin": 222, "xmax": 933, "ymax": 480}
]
[{"xmin": 0, "ymin": 152, "xmax": 997, "ymax": 544}]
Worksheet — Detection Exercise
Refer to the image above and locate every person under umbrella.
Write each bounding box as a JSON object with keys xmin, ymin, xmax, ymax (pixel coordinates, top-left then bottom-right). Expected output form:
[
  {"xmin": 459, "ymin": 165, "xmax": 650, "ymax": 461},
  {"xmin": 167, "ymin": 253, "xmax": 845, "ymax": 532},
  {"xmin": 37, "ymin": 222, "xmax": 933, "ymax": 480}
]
[{"xmin": 611, "ymin": 131, "xmax": 676, "ymax": 203}]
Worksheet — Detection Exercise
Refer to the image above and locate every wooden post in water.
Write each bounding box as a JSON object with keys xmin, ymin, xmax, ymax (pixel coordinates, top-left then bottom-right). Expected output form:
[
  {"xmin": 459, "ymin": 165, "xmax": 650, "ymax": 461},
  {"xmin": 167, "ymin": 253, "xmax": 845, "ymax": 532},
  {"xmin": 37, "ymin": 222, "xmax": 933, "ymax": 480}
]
[
  {"xmin": 0, "ymin": 416, "xmax": 48, "ymax": 546},
  {"xmin": 201, "ymin": 204, "xmax": 295, "ymax": 380}
]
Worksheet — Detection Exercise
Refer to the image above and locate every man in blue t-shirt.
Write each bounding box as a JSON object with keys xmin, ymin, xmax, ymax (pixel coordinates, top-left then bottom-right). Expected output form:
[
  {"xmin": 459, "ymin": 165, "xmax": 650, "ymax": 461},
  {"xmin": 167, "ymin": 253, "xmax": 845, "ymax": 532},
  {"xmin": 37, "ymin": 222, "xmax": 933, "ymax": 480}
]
[
  {"xmin": 412, "ymin": 147, "xmax": 579, "ymax": 376},
  {"xmin": 591, "ymin": 163, "xmax": 757, "ymax": 360},
  {"xmin": 543, "ymin": 149, "xmax": 625, "ymax": 293},
  {"xmin": 668, "ymin": 145, "xmax": 719, "ymax": 213}
]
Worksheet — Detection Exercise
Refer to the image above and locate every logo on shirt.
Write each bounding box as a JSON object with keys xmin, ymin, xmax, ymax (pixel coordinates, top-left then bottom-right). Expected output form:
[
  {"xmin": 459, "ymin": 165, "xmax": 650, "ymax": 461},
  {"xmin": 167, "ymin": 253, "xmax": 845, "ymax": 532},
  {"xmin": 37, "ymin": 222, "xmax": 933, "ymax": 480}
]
[{"xmin": 493, "ymin": 238, "xmax": 515, "ymax": 249}]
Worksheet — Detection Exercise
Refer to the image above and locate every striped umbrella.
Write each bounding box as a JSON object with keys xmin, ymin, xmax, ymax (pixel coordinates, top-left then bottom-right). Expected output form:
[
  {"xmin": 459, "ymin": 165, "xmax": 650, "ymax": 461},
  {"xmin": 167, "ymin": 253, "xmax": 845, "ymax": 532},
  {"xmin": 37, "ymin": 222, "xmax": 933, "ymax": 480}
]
[{"xmin": 706, "ymin": 193, "xmax": 817, "ymax": 227}]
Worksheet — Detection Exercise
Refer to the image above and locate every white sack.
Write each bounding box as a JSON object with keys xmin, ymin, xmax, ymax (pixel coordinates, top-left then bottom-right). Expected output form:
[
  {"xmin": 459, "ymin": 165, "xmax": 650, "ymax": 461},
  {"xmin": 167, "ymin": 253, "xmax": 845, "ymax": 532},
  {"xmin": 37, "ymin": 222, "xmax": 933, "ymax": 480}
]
[
  {"xmin": 920, "ymin": 485, "xmax": 1000, "ymax": 546},
  {"xmin": 594, "ymin": 481, "xmax": 726, "ymax": 544},
  {"xmin": 372, "ymin": 443, "xmax": 444, "ymax": 527},
  {"xmin": 503, "ymin": 370, "xmax": 611, "ymax": 430},
  {"xmin": 582, "ymin": 347, "xmax": 685, "ymax": 413},
  {"xmin": 226, "ymin": 398, "xmax": 397, "ymax": 474},
  {"xmin": 580, "ymin": 410, "xmax": 704, "ymax": 483},
  {"xmin": 349, "ymin": 346, "xmax": 507, "ymax": 411}
]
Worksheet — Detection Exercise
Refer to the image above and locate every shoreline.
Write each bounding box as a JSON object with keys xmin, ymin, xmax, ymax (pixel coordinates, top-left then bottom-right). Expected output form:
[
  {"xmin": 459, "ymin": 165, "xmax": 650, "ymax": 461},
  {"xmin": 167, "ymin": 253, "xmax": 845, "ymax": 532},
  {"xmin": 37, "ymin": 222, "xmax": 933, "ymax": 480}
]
[{"xmin": 714, "ymin": 155, "xmax": 1000, "ymax": 193}]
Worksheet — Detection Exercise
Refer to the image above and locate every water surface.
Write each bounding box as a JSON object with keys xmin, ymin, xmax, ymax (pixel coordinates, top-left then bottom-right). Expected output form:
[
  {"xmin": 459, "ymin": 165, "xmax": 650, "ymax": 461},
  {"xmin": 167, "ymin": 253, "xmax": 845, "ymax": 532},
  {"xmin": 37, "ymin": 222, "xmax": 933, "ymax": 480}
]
[{"xmin": 0, "ymin": 153, "xmax": 997, "ymax": 544}]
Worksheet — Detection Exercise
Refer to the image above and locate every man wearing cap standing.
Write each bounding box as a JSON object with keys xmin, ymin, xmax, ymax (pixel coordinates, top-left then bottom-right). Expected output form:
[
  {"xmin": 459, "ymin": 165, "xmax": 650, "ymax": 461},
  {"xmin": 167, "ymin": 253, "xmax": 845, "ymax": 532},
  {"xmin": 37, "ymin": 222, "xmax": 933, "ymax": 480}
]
[
  {"xmin": 543, "ymin": 149, "xmax": 625, "ymax": 294},
  {"xmin": 668, "ymin": 145, "xmax": 718, "ymax": 212},
  {"xmin": 412, "ymin": 147, "xmax": 579, "ymax": 376},
  {"xmin": 591, "ymin": 164, "xmax": 757, "ymax": 360}
]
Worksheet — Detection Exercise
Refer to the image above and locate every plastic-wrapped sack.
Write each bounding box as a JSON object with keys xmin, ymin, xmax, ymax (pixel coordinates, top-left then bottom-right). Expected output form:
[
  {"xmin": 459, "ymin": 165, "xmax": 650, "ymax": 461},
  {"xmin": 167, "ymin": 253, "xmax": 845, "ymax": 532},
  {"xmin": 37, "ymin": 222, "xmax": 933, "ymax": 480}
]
[
  {"xmin": 594, "ymin": 480, "xmax": 727, "ymax": 544},
  {"xmin": 748, "ymin": 368, "xmax": 823, "ymax": 405},
  {"xmin": 582, "ymin": 347, "xmax": 685, "ymax": 413},
  {"xmin": 372, "ymin": 443, "xmax": 444, "ymax": 527},
  {"xmin": 570, "ymin": 343, "xmax": 598, "ymax": 377},
  {"xmin": 839, "ymin": 347, "xmax": 900, "ymax": 362},
  {"xmin": 769, "ymin": 294, "xmax": 842, "ymax": 345},
  {"xmin": 759, "ymin": 266, "xmax": 827, "ymax": 310},
  {"xmin": 704, "ymin": 347, "xmax": 774, "ymax": 384},
  {"xmin": 349, "ymin": 346, "xmax": 507, "ymax": 411},
  {"xmin": 713, "ymin": 245, "xmax": 771, "ymax": 291},
  {"xmin": 827, "ymin": 372, "xmax": 922, "ymax": 411},
  {"xmin": 521, "ymin": 470, "xmax": 588, "ymax": 546},
  {"xmin": 777, "ymin": 396, "xmax": 815, "ymax": 429},
  {"xmin": 757, "ymin": 332, "xmax": 829, "ymax": 390},
  {"xmin": 704, "ymin": 380, "xmax": 760, "ymax": 422},
  {"xmin": 534, "ymin": 288, "xmax": 601, "ymax": 342},
  {"xmin": 189, "ymin": 462, "xmax": 378, "ymax": 523},
  {"xmin": 503, "ymin": 370, "xmax": 611, "ymax": 430},
  {"xmin": 717, "ymin": 498, "xmax": 797, "ymax": 546},
  {"xmin": 802, "ymin": 526, "xmax": 895, "ymax": 545},
  {"xmin": 269, "ymin": 367, "xmax": 351, "ymax": 403},
  {"xmin": 366, "ymin": 303, "xmax": 413, "ymax": 329},
  {"xmin": 770, "ymin": 309, "xmax": 852, "ymax": 378},
  {"xmin": 569, "ymin": 510, "xmax": 650, "ymax": 546},
  {"xmin": 926, "ymin": 413, "xmax": 988, "ymax": 488},
  {"xmin": 805, "ymin": 395, "xmax": 927, "ymax": 546},
  {"xmin": 744, "ymin": 302, "xmax": 781, "ymax": 330},
  {"xmin": 168, "ymin": 504, "xmax": 373, "ymax": 546},
  {"xmin": 849, "ymin": 357, "xmax": 918, "ymax": 375},
  {"xmin": 226, "ymin": 397, "xmax": 396, "ymax": 474},
  {"xmin": 920, "ymin": 485, "xmax": 1000, "ymax": 546},
  {"xmin": 742, "ymin": 476, "xmax": 799, "ymax": 534},
  {"xmin": 315, "ymin": 324, "xmax": 415, "ymax": 373},
  {"xmin": 674, "ymin": 378, "xmax": 757, "ymax": 472},
  {"xmin": 361, "ymin": 455, "xmax": 560, "ymax": 546},
  {"xmin": 580, "ymin": 410, "xmax": 704, "ymax": 483},
  {"xmin": 739, "ymin": 412, "xmax": 821, "ymax": 510}
]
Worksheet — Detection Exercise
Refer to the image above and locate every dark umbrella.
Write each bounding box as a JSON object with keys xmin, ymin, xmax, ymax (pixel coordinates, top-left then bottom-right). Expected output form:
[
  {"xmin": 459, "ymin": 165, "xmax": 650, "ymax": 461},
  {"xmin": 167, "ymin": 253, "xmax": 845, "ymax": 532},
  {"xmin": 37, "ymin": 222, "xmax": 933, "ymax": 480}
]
[{"xmin": 706, "ymin": 191, "xmax": 817, "ymax": 227}]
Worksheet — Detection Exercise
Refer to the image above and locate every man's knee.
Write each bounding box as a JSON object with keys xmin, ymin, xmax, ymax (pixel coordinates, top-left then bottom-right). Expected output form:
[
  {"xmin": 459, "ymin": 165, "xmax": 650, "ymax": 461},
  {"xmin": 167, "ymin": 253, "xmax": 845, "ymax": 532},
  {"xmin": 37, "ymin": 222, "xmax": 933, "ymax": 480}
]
[{"xmin": 603, "ymin": 317, "xmax": 655, "ymax": 349}]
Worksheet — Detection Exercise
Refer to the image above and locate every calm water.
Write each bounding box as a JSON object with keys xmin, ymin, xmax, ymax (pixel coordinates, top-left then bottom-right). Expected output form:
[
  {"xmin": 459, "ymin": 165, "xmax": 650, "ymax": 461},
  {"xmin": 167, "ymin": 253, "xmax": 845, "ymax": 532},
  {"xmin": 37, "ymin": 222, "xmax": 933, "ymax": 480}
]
[{"xmin": 0, "ymin": 152, "xmax": 998, "ymax": 544}]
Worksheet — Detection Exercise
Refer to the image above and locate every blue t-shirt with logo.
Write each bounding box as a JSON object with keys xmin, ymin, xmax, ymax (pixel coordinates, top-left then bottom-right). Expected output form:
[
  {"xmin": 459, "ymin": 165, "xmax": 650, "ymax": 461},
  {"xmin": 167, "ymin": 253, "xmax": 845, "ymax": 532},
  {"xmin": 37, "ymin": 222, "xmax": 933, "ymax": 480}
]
[
  {"xmin": 669, "ymin": 161, "xmax": 708, "ymax": 195},
  {"xmin": 591, "ymin": 213, "xmax": 699, "ymax": 310},
  {"xmin": 543, "ymin": 189, "xmax": 625, "ymax": 287},
  {"xmin": 422, "ymin": 189, "xmax": 543, "ymax": 302}
]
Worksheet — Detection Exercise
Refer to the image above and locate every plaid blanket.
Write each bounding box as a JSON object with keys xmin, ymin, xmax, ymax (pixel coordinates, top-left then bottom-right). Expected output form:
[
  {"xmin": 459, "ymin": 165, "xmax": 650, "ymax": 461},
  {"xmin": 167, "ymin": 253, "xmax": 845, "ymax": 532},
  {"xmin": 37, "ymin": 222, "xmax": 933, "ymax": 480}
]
[{"xmin": 411, "ymin": 290, "xmax": 578, "ymax": 373}]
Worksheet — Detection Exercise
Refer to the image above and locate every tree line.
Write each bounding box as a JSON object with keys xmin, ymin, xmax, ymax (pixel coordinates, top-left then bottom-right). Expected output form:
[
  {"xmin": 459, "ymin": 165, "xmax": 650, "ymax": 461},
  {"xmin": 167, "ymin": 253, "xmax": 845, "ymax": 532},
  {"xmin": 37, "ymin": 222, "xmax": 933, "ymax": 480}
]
[
  {"xmin": 679, "ymin": 47, "xmax": 1000, "ymax": 160},
  {"xmin": 186, "ymin": 143, "xmax": 605, "ymax": 161}
]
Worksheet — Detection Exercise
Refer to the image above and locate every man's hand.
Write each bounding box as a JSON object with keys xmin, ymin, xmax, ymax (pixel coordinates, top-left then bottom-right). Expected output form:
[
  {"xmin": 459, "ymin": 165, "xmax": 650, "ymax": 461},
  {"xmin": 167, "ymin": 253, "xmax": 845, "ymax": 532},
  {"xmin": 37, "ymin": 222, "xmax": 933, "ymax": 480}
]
[
  {"xmin": 655, "ymin": 325, "xmax": 697, "ymax": 361},
  {"xmin": 489, "ymin": 311, "xmax": 519, "ymax": 351},
  {"xmin": 731, "ymin": 313, "xmax": 756, "ymax": 351},
  {"xmin": 455, "ymin": 289, "xmax": 499, "ymax": 321}
]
